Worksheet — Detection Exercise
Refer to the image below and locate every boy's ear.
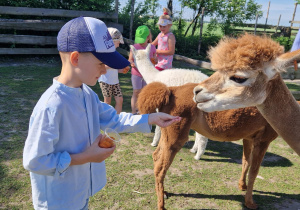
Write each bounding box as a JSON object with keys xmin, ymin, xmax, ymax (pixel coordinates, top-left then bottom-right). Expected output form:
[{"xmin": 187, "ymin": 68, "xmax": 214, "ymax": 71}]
[{"xmin": 70, "ymin": 51, "xmax": 79, "ymax": 66}]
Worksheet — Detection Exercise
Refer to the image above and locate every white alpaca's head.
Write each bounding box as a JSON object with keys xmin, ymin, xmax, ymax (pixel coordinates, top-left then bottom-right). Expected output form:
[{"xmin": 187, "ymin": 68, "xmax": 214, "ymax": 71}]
[{"xmin": 130, "ymin": 44, "xmax": 152, "ymax": 67}]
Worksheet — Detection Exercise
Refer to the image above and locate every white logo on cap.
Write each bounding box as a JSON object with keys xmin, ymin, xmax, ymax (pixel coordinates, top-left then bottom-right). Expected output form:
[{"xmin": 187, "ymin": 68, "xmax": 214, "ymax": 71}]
[{"xmin": 104, "ymin": 31, "xmax": 114, "ymax": 49}]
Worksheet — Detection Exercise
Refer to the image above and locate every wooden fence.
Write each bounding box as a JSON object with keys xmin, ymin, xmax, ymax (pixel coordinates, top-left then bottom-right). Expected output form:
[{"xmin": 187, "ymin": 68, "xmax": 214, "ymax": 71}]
[
  {"xmin": 0, "ymin": 6, "xmax": 122, "ymax": 55},
  {"xmin": 0, "ymin": 6, "xmax": 212, "ymax": 70}
]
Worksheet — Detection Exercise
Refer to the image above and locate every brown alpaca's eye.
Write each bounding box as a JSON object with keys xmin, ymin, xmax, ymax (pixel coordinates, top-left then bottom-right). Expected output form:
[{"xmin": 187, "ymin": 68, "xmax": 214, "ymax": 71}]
[{"xmin": 230, "ymin": 76, "xmax": 248, "ymax": 84}]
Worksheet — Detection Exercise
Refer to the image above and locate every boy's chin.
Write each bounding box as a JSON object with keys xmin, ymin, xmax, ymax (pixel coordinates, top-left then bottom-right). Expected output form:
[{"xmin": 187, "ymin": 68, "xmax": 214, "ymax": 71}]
[{"xmin": 85, "ymin": 80, "xmax": 98, "ymax": 87}]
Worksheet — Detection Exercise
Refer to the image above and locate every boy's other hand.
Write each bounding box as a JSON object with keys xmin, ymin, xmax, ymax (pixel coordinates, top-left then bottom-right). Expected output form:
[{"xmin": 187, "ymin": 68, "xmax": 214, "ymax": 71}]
[
  {"xmin": 70, "ymin": 134, "xmax": 115, "ymax": 165},
  {"xmin": 87, "ymin": 134, "xmax": 116, "ymax": 162},
  {"xmin": 148, "ymin": 112, "xmax": 181, "ymax": 128}
]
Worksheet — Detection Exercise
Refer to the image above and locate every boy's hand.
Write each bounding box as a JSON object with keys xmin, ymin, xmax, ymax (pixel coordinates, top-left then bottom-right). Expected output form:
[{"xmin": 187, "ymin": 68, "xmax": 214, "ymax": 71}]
[
  {"xmin": 70, "ymin": 134, "xmax": 115, "ymax": 165},
  {"xmin": 148, "ymin": 112, "xmax": 181, "ymax": 128},
  {"xmin": 87, "ymin": 134, "xmax": 116, "ymax": 162}
]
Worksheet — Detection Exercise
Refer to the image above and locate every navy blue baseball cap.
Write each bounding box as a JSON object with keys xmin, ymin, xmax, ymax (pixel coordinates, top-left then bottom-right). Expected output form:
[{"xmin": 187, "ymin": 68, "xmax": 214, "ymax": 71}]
[{"xmin": 57, "ymin": 17, "xmax": 130, "ymax": 69}]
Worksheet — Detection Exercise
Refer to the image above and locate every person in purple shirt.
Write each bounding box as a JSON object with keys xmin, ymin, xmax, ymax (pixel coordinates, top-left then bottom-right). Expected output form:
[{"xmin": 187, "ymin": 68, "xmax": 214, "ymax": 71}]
[{"xmin": 23, "ymin": 17, "xmax": 181, "ymax": 210}]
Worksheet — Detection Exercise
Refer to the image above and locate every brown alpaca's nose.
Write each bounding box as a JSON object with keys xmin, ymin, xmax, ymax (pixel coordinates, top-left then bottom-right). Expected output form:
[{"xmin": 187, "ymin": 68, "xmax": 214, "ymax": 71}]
[{"xmin": 193, "ymin": 86, "xmax": 203, "ymax": 96}]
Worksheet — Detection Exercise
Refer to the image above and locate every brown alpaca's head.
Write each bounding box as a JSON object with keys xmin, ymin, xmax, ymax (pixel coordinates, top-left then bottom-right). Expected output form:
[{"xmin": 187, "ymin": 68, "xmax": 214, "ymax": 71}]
[
  {"xmin": 137, "ymin": 82, "xmax": 171, "ymax": 114},
  {"xmin": 193, "ymin": 33, "xmax": 300, "ymax": 112}
]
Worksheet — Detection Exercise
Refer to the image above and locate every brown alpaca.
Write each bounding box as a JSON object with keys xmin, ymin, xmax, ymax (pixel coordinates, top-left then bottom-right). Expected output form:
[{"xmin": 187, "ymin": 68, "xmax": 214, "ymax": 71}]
[
  {"xmin": 194, "ymin": 34, "xmax": 300, "ymax": 156},
  {"xmin": 138, "ymin": 82, "xmax": 280, "ymax": 210}
]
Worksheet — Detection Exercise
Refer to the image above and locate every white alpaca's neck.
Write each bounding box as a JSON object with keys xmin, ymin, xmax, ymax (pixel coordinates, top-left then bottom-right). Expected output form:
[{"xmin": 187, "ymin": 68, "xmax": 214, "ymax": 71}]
[
  {"xmin": 135, "ymin": 55, "xmax": 159, "ymax": 84},
  {"xmin": 257, "ymin": 75, "xmax": 300, "ymax": 156}
]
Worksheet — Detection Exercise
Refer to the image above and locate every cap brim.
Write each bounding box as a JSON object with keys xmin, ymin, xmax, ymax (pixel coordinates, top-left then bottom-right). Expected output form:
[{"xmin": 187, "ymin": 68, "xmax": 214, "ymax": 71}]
[
  {"xmin": 135, "ymin": 37, "xmax": 147, "ymax": 44},
  {"xmin": 92, "ymin": 51, "xmax": 130, "ymax": 69}
]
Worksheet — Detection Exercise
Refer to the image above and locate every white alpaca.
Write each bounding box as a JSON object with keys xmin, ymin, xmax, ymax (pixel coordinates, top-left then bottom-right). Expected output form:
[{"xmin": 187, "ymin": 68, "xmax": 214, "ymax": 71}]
[{"xmin": 130, "ymin": 44, "xmax": 209, "ymax": 160}]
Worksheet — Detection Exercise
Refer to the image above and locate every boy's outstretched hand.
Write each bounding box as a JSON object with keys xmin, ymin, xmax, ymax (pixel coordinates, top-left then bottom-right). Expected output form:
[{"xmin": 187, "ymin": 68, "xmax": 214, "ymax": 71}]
[{"xmin": 148, "ymin": 112, "xmax": 181, "ymax": 128}]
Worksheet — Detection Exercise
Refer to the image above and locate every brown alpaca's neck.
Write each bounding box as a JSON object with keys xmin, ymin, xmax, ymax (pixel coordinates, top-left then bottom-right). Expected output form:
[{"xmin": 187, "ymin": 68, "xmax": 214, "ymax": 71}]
[{"xmin": 257, "ymin": 75, "xmax": 300, "ymax": 156}]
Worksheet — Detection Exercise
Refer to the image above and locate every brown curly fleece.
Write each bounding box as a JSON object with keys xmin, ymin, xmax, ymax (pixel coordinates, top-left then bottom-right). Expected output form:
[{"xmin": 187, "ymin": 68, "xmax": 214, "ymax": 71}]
[{"xmin": 208, "ymin": 33, "xmax": 284, "ymax": 72}]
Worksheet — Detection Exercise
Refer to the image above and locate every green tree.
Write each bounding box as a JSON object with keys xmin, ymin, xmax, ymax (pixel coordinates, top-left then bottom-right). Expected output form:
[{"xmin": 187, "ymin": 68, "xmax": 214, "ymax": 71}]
[
  {"xmin": 215, "ymin": 0, "xmax": 262, "ymax": 35},
  {"xmin": 180, "ymin": 0, "xmax": 219, "ymax": 36},
  {"xmin": 118, "ymin": 0, "xmax": 161, "ymax": 40},
  {"xmin": 0, "ymin": 0, "xmax": 114, "ymax": 12},
  {"xmin": 180, "ymin": 0, "xmax": 262, "ymax": 35}
]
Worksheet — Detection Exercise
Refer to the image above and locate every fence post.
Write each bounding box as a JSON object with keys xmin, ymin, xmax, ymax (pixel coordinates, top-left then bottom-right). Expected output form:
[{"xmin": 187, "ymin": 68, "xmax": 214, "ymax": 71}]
[
  {"xmin": 291, "ymin": 3, "xmax": 298, "ymax": 28},
  {"xmin": 197, "ymin": 7, "xmax": 205, "ymax": 54},
  {"xmin": 264, "ymin": 1, "xmax": 270, "ymax": 32},
  {"xmin": 290, "ymin": 3, "xmax": 298, "ymax": 38},
  {"xmin": 276, "ymin": 14, "xmax": 281, "ymax": 33},
  {"xmin": 254, "ymin": 13, "xmax": 258, "ymax": 35},
  {"xmin": 115, "ymin": 0, "xmax": 119, "ymax": 23},
  {"xmin": 129, "ymin": 0, "xmax": 135, "ymax": 40}
]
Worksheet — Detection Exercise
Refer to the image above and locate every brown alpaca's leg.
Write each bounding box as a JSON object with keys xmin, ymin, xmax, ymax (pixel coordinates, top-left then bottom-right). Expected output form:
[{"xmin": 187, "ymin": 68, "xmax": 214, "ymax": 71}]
[
  {"xmin": 244, "ymin": 141, "xmax": 270, "ymax": 209},
  {"xmin": 153, "ymin": 126, "xmax": 189, "ymax": 210},
  {"xmin": 239, "ymin": 139, "xmax": 253, "ymax": 191}
]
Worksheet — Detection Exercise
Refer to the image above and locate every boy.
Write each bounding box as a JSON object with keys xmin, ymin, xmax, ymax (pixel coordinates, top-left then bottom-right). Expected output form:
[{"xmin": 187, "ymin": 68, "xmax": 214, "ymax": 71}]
[{"xmin": 23, "ymin": 17, "xmax": 181, "ymax": 210}]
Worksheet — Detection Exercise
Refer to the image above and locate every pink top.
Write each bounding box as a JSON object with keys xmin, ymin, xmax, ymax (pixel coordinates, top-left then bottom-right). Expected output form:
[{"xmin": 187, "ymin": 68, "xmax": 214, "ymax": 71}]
[
  {"xmin": 131, "ymin": 44, "xmax": 156, "ymax": 78},
  {"xmin": 155, "ymin": 32, "xmax": 175, "ymax": 70}
]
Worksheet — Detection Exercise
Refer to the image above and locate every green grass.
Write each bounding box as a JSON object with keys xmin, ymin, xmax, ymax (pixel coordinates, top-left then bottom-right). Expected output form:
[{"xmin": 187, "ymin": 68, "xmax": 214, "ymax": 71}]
[{"xmin": 0, "ymin": 60, "xmax": 300, "ymax": 209}]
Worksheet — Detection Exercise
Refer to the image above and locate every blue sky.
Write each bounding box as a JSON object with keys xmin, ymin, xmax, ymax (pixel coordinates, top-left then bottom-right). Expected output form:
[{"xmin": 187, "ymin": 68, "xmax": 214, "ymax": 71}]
[
  {"xmin": 119, "ymin": 0, "xmax": 300, "ymax": 27},
  {"xmin": 256, "ymin": 0, "xmax": 299, "ymax": 26}
]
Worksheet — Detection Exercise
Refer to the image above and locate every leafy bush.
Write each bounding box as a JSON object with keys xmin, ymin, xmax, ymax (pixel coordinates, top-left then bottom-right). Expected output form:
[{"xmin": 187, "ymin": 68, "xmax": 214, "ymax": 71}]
[
  {"xmin": 0, "ymin": 0, "xmax": 114, "ymax": 12},
  {"xmin": 273, "ymin": 37, "xmax": 294, "ymax": 52},
  {"xmin": 172, "ymin": 32, "xmax": 221, "ymax": 61}
]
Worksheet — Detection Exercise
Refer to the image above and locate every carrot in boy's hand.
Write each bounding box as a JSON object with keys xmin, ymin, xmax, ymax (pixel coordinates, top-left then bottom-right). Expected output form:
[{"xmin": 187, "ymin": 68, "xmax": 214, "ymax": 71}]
[
  {"xmin": 122, "ymin": 66, "xmax": 130, "ymax": 74},
  {"xmin": 98, "ymin": 136, "xmax": 115, "ymax": 148}
]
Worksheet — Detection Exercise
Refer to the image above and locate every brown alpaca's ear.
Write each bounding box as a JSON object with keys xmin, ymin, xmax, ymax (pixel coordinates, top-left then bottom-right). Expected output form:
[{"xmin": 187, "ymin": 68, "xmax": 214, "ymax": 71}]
[{"xmin": 137, "ymin": 82, "xmax": 170, "ymax": 114}]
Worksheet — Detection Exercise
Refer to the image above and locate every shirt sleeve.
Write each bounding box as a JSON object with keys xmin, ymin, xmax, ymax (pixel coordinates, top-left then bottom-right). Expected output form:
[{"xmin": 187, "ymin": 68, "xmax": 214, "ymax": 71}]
[
  {"xmin": 23, "ymin": 107, "xmax": 71, "ymax": 177},
  {"xmin": 97, "ymin": 100, "xmax": 152, "ymax": 133}
]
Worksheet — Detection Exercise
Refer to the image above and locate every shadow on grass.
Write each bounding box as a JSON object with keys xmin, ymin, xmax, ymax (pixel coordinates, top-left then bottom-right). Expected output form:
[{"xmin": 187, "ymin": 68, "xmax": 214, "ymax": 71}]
[
  {"xmin": 183, "ymin": 139, "xmax": 293, "ymax": 168},
  {"xmin": 166, "ymin": 190, "xmax": 300, "ymax": 210}
]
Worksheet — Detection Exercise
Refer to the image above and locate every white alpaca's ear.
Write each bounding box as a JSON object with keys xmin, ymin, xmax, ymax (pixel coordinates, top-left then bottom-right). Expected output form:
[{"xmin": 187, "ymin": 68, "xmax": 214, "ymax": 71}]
[
  {"xmin": 145, "ymin": 43, "xmax": 151, "ymax": 56},
  {"xmin": 130, "ymin": 45, "xmax": 137, "ymax": 56}
]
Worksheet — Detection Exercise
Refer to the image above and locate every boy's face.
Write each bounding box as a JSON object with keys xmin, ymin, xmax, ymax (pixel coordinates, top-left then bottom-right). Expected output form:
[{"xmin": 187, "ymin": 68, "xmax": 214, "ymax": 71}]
[{"xmin": 76, "ymin": 52, "xmax": 107, "ymax": 86}]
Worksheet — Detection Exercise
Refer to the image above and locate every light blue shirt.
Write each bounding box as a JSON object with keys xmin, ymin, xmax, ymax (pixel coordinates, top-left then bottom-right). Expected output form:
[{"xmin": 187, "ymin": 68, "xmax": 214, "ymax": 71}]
[
  {"xmin": 291, "ymin": 28, "xmax": 300, "ymax": 52},
  {"xmin": 23, "ymin": 79, "xmax": 151, "ymax": 210}
]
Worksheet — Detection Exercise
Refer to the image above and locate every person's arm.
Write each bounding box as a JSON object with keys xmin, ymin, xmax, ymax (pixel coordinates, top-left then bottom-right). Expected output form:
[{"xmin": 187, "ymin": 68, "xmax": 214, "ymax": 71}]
[
  {"xmin": 152, "ymin": 35, "xmax": 159, "ymax": 46},
  {"xmin": 70, "ymin": 134, "xmax": 115, "ymax": 165},
  {"xmin": 23, "ymin": 108, "xmax": 71, "ymax": 176},
  {"xmin": 148, "ymin": 112, "xmax": 181, "ymax": 128},
  {"xmin": 150, "ymin": 45, "xmax": 158, "ymax": 64},
  {"xmin": 97, "ymin": 99, "xmax": 181, "ymax": 133},
  {"xmin": 156, "ymin": 34, "xmax": 175, "ymax": 55},
  {"xmin": 128, "ymin": 49, "xmax": 136, "ymax": 68}
]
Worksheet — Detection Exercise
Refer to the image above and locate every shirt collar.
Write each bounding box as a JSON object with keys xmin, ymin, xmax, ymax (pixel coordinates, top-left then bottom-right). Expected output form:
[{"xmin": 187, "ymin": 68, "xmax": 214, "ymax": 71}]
[{"xmin": 53, "ymin": 77, "xmax": 84, "ymax": 97}]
